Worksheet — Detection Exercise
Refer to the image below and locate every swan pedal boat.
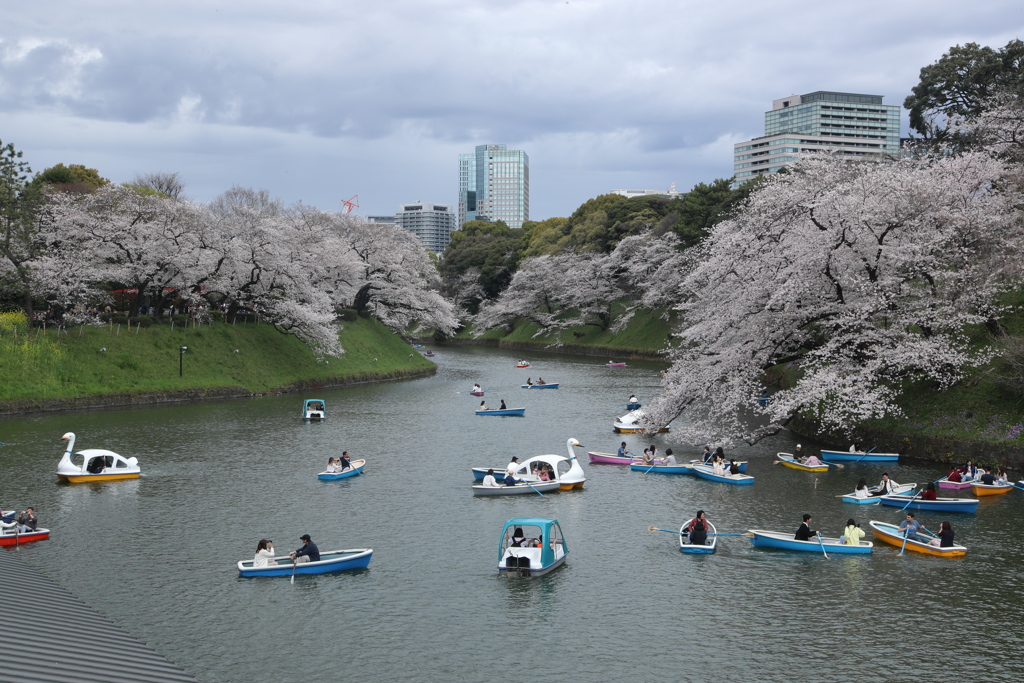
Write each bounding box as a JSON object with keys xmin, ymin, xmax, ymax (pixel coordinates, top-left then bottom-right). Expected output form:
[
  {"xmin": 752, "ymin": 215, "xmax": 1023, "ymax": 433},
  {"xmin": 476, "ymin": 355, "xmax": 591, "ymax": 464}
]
[
  {"xmin": 57, "ymin": 432, "xmax": 140, "ymax": 483},
  {"xmin": 748, "ymin": 529, "xmax": 872, "ymax": 554},
  {"xmin": 937, "ymin": 477, "xmax": 973, "ymax": 490},
  {"xmin": 878, "ymin": 494, "xmax": 980, "ymax": 513},
  {"xmin": 868, "ymin": 521, "xmax": 966, "ymax": 557},
  {"xmin": 629, "ymin": 462, "xmax": 693, "ymax": 475},
  {"xmin": 473, "ymin": 481, "xmax": 561, "ymax": 496},
  {"xmin": 613, "ymin": 409, "xmax": 670, "ymax": 434},
  {"xmin": 840, "ymin": 483, "xmax": 916, "ymax": 504},
  {"xmin": 317, "ymin": 459, "xmax": 366, "ymax": 480},
  {"xmin": 476, "ymin": 408, "xmax": 526, "ymax": 416},
  {"xmin": 301, "ymin": 399, "xmax": 325, "ymax": 421},
  {"xmin": 237, "ymin": 549, "xmax": 373, "ymax": 577},
  {"xmin": 587, "ymin": 451, "xmax": 637, "ymax": 465},
  {"xmin": 819, "ymin": 449, "xmax": 899, "ymax": 463},
  {"xmin": 688, "ymin": 459, "xmax": 747, "ymax": 473},
  {"xmin": 970, "ymin": 481, "xmax": 1016, "ymax": 496},
  {"xmin": 498, "ymin": 518, "xmax": 568, "ymax": 577},
  {"xmin": 774, "ymin": 453, "xmax": 829, "ymax": 472},
  {"xmin": 521, "ymin": 383, "xmax": 558, "ymax": 389},
  {"xmin": 691, "ymin": 464, "xmax": 754, "ymax": 485},
  {"xmin": 679, "ymin": 519, "xmax": 717, "ymax": 554},
  {"xmin": 472, "ymin": 438, "xmax": 587, "ymax": 490}
]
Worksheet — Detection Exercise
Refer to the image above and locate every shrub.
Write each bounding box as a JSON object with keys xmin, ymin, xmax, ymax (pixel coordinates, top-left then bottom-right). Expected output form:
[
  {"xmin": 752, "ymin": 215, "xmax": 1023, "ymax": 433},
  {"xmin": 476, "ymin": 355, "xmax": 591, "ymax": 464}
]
[{"xmin": 338, "ymin": 308, "xmax": 358, "ymax": 322}]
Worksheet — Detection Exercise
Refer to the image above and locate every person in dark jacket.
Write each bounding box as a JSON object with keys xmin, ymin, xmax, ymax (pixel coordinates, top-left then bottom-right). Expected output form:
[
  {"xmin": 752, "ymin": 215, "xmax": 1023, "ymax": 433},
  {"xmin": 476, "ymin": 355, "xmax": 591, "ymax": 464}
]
[
  {"xmin": 687, "ymin": 511, "xmax": 709, "ymax": 546},
  {"xmin": 794, "ymin": 514, "xmax": 817, "ymax": 541},
  {"xmin": 290, "ymin": 534, "xmax": 320, "ymax": 564},
  {"xmin": 17, "ymin": 508, "xmax": 37, "ymax": 533}
]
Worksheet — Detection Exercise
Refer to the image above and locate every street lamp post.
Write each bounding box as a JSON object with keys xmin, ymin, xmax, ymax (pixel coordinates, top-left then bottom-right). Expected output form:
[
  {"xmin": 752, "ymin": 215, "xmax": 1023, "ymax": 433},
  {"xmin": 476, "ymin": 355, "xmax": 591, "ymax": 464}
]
[{"xmin": 179, "ymin": 346, "xmax": 187, "ymax": 377}]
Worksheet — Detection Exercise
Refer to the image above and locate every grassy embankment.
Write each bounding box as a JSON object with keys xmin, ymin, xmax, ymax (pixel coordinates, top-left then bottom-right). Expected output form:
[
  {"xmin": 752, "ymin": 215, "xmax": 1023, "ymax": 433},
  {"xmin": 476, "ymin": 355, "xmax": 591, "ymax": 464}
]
[
  {"xmin": 444, "ymin": 305, "xmax": 674, "ymax": 360},
  {"xmin": 0, "ymin": 313, "xmax": 434, "ymax": 412}
]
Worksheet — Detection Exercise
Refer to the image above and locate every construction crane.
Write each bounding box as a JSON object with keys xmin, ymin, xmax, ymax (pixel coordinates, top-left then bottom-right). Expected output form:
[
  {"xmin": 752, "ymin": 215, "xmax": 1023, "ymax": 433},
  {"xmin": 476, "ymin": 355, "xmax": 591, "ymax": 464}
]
[{"xmin": 340, "ymin": 195, "xmax": 360, "ymax": 214}]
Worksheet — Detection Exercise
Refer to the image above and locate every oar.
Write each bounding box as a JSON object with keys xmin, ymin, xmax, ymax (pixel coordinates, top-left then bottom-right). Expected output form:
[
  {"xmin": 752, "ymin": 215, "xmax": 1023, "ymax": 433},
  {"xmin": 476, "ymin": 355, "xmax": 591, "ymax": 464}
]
[
  {"xmin": 647, "ymin": 527, "xmax": 750, "ymax": 537},
  {"xmin": 815, "ymin": 532, "xmax": 829, "ymax": 559},
  {"xmin": 852, "ymin": 446, "xmax": 878, "ymax": 464},
  {"xmin": 900, "ymin": 489, "xmax": 923, "ymax": 511},
  {"xmin": 291, "ymin": 557, "xmax": 298, "ymax": 584},
  {"xmin": 524, "ymin": 481, "xmax": 545, "ymax": 497},
  {"xmin": 820, "ymin": 460, "xmax": 844, "ymax": 469},
  {"xmin": 644, "ymin": 462, "xmax": 658, "ymax": 474}
]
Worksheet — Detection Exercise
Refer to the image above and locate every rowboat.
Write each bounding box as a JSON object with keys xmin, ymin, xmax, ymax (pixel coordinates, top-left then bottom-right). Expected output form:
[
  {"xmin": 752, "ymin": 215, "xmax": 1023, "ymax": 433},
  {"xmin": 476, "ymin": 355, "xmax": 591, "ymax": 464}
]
[
  {"xmin": 301, "ymin": 399, "xmax": 325, "ymax": 421},
  {"xmin": 878, "ymin": 494, "xmax": 979, "ymax": 513},
  {"xmin": 679, "ymin": 519, "xmax": 717, "ymax": 554},
  {"xmin": 605, "ymin": 362, "xmax": 627, "ymax": 367},
  {"xmin": 819, "ymin": 449, "xmax": 899, "ymax": 463},
  {"xmin": 469, "ymin": 390, "xmax": 485, "ymax": 396},
  {"xmin": 473, "ymin": 481, "xmax": 560, "ymax": 496},
  {"xmin": 688, "ymin": 459, "xmax": 748, "ymax": 473},
  {"xmin": 516, "ymin": 361, "xmax": 530, "ymax": 368},
  {"xmin": 630, "ymin": 462, "xmax": 694, "ymax": 475},
  {"xmin": 424, "ymin": 351, "xmax": 435, "ymax": 357},
  {"xmin": 774, "ymin": 452, "xmax": 829, "ymax": 472},
  {"xmin": 498, "ymin": 518, "xmax": 568, "ymax": 577},
  {"xmin": 840, "ymin": 483, "xmax": 916, "ymax": 505},
  {"xmin": 476, "ymin": 408, "xmax": 526, "ymax": 416},
  {"xmin": 0, "ymin": 524, "xmax": 51, "ymax": 546},
  {"xmin": 521, "ymin": 383, "xmax": 559, "ymax": 389},
  {"xmin": 937, "ymin": 476, "xmax": 973, "ymax": 490},
  {"xmin": 691, "ymin": 464, "xmax": 754, "ymax": 486},
  {"xmin": 748, "ymin": 529, "xmax": 872, "ymax": 554},
  {"xmin": 474, "ymin": 438, "xmax": 587, "ymax": 491},
  {"xmin": 317, "ymin": 459, "xmax": 365, "ymax": 480},
  {"xmin": 970, "ymin": 481, "xmax": 1016, "ymax": 496},
  {"xmin": 237, "ymin": 549, "xmax": 373, "ymax": 577},
  {"xmin": 625, "ymin": 402, "xmax": 642, "ymax": 410},
  {"xmin": 587, "ymin": 451, "xmax": 637, "ymax": 465},
  {"xmin": 56, "ymin": 432, "xmax": 141, "ymax": 483},
  {"xmin": 613, "ymin": 409, "xmax": 670, "ymax": 434},
  {"xmin": 868, "ymin": 521, "xmax": 966, "ymax": 557}
]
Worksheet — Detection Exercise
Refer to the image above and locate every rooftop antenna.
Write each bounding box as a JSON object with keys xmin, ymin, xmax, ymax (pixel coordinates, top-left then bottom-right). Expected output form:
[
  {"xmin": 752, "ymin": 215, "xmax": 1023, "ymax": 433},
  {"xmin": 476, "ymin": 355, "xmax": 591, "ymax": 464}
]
[{"xmin": 669, "ymin": 181, "xmax": 676, "ymax": 194}]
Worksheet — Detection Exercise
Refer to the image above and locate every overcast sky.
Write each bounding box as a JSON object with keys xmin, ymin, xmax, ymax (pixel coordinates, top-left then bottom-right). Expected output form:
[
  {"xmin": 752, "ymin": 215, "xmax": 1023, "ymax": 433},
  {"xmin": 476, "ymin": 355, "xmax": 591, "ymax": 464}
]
[{"xmin": 3, "ymin": 1, "xmax": 1022, "ymax": 220}]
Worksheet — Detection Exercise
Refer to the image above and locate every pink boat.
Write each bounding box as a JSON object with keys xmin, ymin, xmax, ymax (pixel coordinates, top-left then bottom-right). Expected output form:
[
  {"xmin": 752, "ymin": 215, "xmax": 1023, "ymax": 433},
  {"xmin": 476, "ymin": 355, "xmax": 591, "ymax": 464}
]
[
  {"xmin": 605, "ymin": 362, "xmax": 627, "ymax": 367},
  {"xmin": 469, "ymin": 391, "xmax": 484, "ymax": 396},
  {"xmin": 588, "ymin": 451, "xmax": 638, "ymax": 465},
  {"xmin": 937, "ymin": 477, "xmax": 973, "ymax": 490}
]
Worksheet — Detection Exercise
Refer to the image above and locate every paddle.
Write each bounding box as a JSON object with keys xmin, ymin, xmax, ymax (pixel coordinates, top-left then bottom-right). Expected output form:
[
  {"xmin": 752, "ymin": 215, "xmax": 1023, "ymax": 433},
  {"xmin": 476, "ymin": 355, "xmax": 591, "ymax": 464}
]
[
  {"xmin": 815, "ymin": 532, "xmax": 829, "ymax": 559},
  {"xmin": 852, "ymin": 446, "xmax": 878, "ymax": 464},
  {"xmin": 291, "ymin": 557, "xmax": 297, "ymax": 584},
  {"xmin": 524, "ymin": 481, "xmax": 545, "ymax": 497},
  {"xmin": 820, "ymin": 460, "xmax": 844, "ymax": 469},
  {"xmin": 647, "ymin": 526, "xmax": 750, "ymax": 537},
  {"xmin": 644, "ymin": 462, "xmax": 658, "ymax": 474}
]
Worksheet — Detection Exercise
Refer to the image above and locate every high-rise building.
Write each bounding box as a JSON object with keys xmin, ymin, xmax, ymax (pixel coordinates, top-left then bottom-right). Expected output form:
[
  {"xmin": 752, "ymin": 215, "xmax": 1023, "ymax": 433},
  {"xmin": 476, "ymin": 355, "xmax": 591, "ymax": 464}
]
[
  {"xmin": 733, "ymin": 91, "xmax": 901, "ymax": 185},
  {"xmin": 458, "ymin": 144, "xmax": 529, "ymax": 229},
  {"xmin": 393, "ymin": 201, "xmax": 457, "ymax": 253}
]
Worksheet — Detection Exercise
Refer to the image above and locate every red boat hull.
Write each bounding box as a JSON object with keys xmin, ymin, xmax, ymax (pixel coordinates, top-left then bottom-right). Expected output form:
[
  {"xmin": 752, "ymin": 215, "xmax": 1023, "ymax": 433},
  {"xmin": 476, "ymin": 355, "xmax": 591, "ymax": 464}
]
[{"xmin": 0, "ymin": 530, "xmax": 50, "ymax": 546}]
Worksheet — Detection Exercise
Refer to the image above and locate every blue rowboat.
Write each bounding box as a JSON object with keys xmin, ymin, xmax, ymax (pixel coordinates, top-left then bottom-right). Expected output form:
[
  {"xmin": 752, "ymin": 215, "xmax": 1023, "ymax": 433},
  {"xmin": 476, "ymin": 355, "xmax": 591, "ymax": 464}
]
[
  {"xmin": 629, "ymin": 462, "xmax": 694, "ymax": 475},
  {"xmin": 820, "ymin": 449, "xmax": 899, "ymax": 463},
  {"xmin": 688, "ymin": 459, "xmax": 747, "ymax": 473},
  {"xmin": 679, "ymin": 519, "xmax": 717, "ymax": 554},
  {"xmin": 879, "ymin": 494, "xmax": 979, "ymax": 513},
  {"xmin": 749, "ymin": 530, "xmax": 872, "ymax": 554},
  {"xmin": 521, "ymin": 383, "xmax": 559, "ymax": 389},
  {"xmin": 691, "ymin": 464, "xmax": 754, "ymax": 486},
  {"xmin": 237, "ymin": 549, "xmax": 373, "ymax": 577},
  {"xmin": 498, "ymin": 518, "xmax": 568, "ymax": 577},
  {"xmin": 476, "ymin": 408, "xmax": 526, "ymax": 416},
  {"xmin": 625, "ymin": 402, "xmax": 642, "ymax": 410},
  {"xmin": 317, "ymin": 459, "xmax": 365, "ymax": 480}
]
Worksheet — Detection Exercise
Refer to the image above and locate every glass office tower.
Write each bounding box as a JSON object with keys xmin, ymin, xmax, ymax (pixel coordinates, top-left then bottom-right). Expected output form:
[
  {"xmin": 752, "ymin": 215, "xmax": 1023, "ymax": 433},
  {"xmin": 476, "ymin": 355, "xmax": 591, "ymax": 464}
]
[{"xmin": 458, "ymin": 144, "xmax": 529, "ymax": 229}]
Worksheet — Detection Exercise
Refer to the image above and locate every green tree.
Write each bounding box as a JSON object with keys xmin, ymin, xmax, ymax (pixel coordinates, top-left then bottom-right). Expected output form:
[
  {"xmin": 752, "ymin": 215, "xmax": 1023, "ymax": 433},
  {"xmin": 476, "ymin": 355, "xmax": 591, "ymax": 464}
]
[
  {"xmin": 904, "ymin": 39, "xmax": 1024, "ymax": 138},
  {"xmin": 441, "ymin": 220, "xmax": 529, "ymax": 308},
  {"xmin": 29, "ymin": 163, "xmax": 110, "ymax": 194},
  {"xmin": 0, "ymin": 141, "xmax": 43, "ymax": 317}
]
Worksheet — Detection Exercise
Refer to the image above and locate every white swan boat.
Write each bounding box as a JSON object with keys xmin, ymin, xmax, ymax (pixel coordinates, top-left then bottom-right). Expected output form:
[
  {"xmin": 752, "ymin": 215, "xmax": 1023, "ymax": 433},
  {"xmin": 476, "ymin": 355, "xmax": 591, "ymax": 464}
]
[
  {"xmin": 471, "ymin": 438, "xmax": 587, "ymax": 491},
  {"xmin": 613, "ymin": 409, "xmax": 669, "ymax": 434},
  {"xmin": 56, "ymin": 432, "xmax": 140, "ymax": 483}
]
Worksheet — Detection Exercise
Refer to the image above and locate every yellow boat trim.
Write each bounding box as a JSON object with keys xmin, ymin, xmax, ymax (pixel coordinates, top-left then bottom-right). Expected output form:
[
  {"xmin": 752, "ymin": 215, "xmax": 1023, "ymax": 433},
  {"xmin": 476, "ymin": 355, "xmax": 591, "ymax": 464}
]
[
  {"xmin": 58, "ymin": 472, "xmax": 140, "ymax": 483},
  {"xmin": 559, "ymin": 482, "xmax": 584, "ymax": 490},
  {"xmin": 871, "ymin": 528, "xmax": 966, "ymax": 557},
  {"xmin": 778, "ymin": 461, "xmax": 828, "ymax": 472}
]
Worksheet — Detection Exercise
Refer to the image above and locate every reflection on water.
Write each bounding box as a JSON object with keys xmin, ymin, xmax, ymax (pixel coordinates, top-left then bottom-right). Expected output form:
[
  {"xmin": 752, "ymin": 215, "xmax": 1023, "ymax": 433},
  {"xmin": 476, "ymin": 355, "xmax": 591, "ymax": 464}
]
[{"xmin": 2, "ymin": 346, "xmax": 1024, "ymax": 682}]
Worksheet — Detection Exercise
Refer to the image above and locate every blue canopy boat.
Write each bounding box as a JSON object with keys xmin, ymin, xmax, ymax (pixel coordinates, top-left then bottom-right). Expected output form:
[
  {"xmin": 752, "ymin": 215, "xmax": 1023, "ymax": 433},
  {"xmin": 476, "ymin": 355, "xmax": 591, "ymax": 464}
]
[
  {"xmin": 749, "ymin": 530, "xmax": 872, "ymax": 554},
  {"xmin": 317, "ymin": 459, "xmax": 366, "ymax": 480},
  {"xmin": 820, "ymin": 449, "xmax": 899, "ymax": 463},
  {"xmin": 476, "ymin": 408, "xmax": 526, "ymax": 416},
  {"xmin": 691, "ymin": 464, "xmax": 754, "ymax": 486},
  {"xmin": 680, "ymin": 519, "xmax": 717, "ymax": 554},
  {"xmin": 521, "ymin": 383, "xmax": 559, "ymax": 389},
  {"xmin": 498, "ymin": 518, "xmax": 568, "ymax": 577},
  {"xmin": 879, "ymin": 494, "xmax": 979, "ymax": 513},
  {"xmin": 301, "ymin": 399, "xmax": 325, "ymax": 421},
  {"xmin": 629, "ymin": 462, "xmax": 693, "ymax": 475},
  {"xmin": 237, "ymin": 548, "xmax": 373, "ymax": 577}
]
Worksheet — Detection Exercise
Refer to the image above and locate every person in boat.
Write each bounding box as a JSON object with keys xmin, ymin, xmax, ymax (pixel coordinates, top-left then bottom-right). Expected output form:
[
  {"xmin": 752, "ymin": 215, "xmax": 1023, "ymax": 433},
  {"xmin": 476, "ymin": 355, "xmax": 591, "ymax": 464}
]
[
  {"xmin": 325, "ymin": 457, "xmax": 339, "ymax": 473},
  {"xmin": 920, "ymin": 482, "xmax": 938, "ymax": 501},
  {"xmin": 802, "ymin": 452, "xmax": 824, "ymax": 467},
  {"xmin": 945, "ymin": 466, "xmax": 963, "ymax": 483},
  {"xmin": 0, "ymin": 509, "xmax": 14, "ymax": 525},
  {"xmin": 712, "ymin": 457, "xmax": 726, "ymax": 476},
  {"xmin": 960, "ymin": 460, "xmax": 977, "ymax": 482},
  {"xmin": 617, "ymin": 442, "xmax": 632, "ymax": 459},
  {"xmin": 728, "ymin": 459, "xmax": 740, "ymax": 475},
  {"xmin": 290, "ymin": 534, "xmax": 320, "ymax": 564},
  {"xmin": 253, "ymin": 539, "xmax": 276, "ymax": 568},
  {"xmin": 979, "ymin": 467, "xmax": 996, "ymax": 485},
  {"xmin": 663, "ymin": 449, "xmax": 677, "ymax": 466},
  {"xmin": 687, "ymin": 511, "xmax": 709, "ymax": 546},
  {"xmin": 854, "ymin": 478, "xmax": 871, "ymax": 499},
  {"xmin": 714, "ymin": 446, "xmax": 725, "ymax": 461},
  {"xmin": 499, "ymin": 399, "xmax": 507, "ymax": 410},
  {"xmin": 927, "ymin": 521, "xmax": 955, "ymax": 548},
  {"xmin": 472, "ymin": 383, "xmax": 481, "ymax": 393},
  {"xmin": 997, "ymin": 466, "xmax": 1008, "ymax": 483},
  {"xmin": 870, "ymin": 473, "xmax": 898, "ymax": 496},
  {"xmin": 86, "ymin": 457, "xmax": 105, "ymax": 474},
  {"xmin": 898, "ymin": 512, "xmax": 925, "ymax": 542},
  {"xmin": 649, "ymin": 445, "xmax": 659, "ymax": 461},
  {"xmin": 16, "ymin": 508, "xmax": 37, "ymax": 533},
  {"xmin": 526, "ymin": 378, "xmax": 533, "ymax": 385},
  {"xmin": 641, "ymin": 448, "xmax": 656, "ymax": 466},
  {"xmin": 537, "ymin": 377, "xmax": 546, "ymax": 385},
  {"xmin": 482, "ymin": 469, "xmax": 499, "ymax": 487},
  {"xmin": 702, "ymin": 446, "xmax": 712, "ymax": 463},
  {"xmin": 480, "ymin": 400, "xmax": 487, "ymax": 411},
  {"xmin": 628, "ymin": 394, "xmax": 638, "ymax": 404},
  {"xmin": 848, "ymin": 442, "xmax": 863, "ymax": 453},
  {"xmin": 338, "ymin": 451, "xmax": 352, "ymax": 471},
  {"xmin": 510, "ymin": 528, "xmax": 526, "ymax": 547},
  {"xmin": 504, "ymin": 457, "xmax": 521, "ymax": 485},
  {"xmin": 793, "ymin": 444, "xmax": 804, "ymax": 460},
  {"xmin": 795, "ymin": 514, "xmax": 818, "ymax": 541},
  {"xmin": 843, "ymin": 519, "xmax": 865, "ymax": 546}
]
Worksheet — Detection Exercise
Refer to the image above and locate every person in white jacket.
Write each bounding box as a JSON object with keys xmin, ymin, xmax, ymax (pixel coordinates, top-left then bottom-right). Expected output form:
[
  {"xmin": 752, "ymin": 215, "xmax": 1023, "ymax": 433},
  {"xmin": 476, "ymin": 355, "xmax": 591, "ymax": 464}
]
[{"xmin": 253, "ymin": 539, "xmax": 276, "ymax": 568}]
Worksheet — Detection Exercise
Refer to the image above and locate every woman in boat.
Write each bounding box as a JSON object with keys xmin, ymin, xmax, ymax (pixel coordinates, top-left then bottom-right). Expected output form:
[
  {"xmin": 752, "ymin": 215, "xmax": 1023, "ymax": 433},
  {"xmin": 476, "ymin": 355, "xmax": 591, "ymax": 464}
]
[
  {"xmin": 997, "ymin": 466, "xmax": 1009, "ymax": 483},
  {"xmin": 702, "ymin": 446, "xmax": 713, "ymax": 463},
  {"xmin": 687, "ymin": 511, "xmax": 709, "ymax": 546},
  {"xmin": 802, "ymin": 452, "xmax": 823, "ymax": 467},
  {"xmin": 945, "ymin": 466, "xmax": 963, "ymax": 483},
  {"xmin": 728, "ymin": 459, "xmax": 740, "ymax": 475},
  {"xmin": 843, "ymin": 519, "xmax": 865, "ymax": 546},
  {"xmin": 794, "ymin": 514, "xmax": 817, "ymax": 541},
  {"xmin": 854, "ymin": 478, "xmax": 871, "ymax": 499},
  {"xmin": 325, "ymin": 457, "xmax": 338, "ymax": 473},
  {"xmin": 960, "ymin": 460, "xmax": 977, "ymax": 482},
  {"xmin": 641, "ymin": 448, "xmax": 655, "ymax": 465},
  {"xmin": 482, "ymin": 469, "xmax": 499, "ymax": 487},
  {"xmin": 920, "ymin": 482, "xmax": 938, "ymax": 501},
  {"xmin": 510, "ymin": 528, "xmax": 526, "ymax": 547},
  {"xmin": 526, "ymin": 378, "xmax": 533, "ymax": 385},
  {"xmin": 927, "ymin": 521, "xmax": 955, "ymax": 548},
  {"xmin": 714, "ymin": 446, "xmax": 725, "ymax": 461},
  {"xmin": 472, "ymin": 383, "xmax": 481, "ymax": 392},
  {"xmin": 663, "ymin": 449, "xmax": 677, "ymax": 466},
  {"xmin": 712, "ymin": 455, "xmax": 726, "ymax": 476},
  {"xmin": 628, "ymin": 394, "xmax": 638, "ymax": 404},
  {"xmin": 253, "ymin": 539, "xmax": 276, "ymax": 568},
  {"xmin": 480, "ymin": 400, "xmax": 487, "ymax": 411}
]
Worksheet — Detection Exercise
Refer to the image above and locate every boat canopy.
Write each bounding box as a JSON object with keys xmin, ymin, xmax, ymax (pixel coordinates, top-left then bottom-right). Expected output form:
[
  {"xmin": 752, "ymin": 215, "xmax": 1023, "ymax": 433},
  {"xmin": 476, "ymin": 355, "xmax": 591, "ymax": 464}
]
[
  {"xmin": 499, "ymin": 518, "xmax": 567, "ymax": 569},
  {"xmin": 57, "ymin": 448, "xmax": 138, "ymax": 477}
]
